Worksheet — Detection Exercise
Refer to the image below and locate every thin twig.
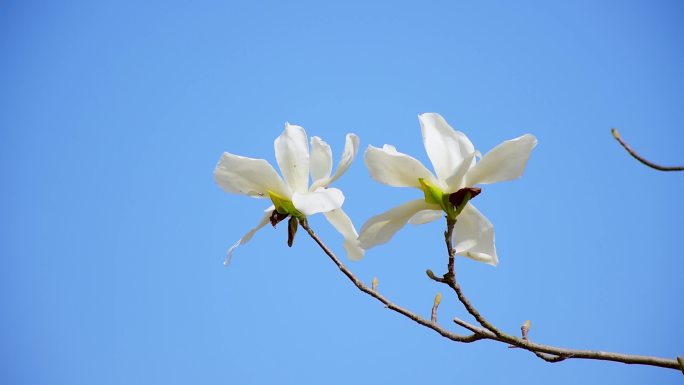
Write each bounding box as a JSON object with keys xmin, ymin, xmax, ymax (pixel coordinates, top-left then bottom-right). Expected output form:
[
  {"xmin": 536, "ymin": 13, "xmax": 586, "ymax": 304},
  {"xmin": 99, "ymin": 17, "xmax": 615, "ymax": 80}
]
[
  {"xmin": 431, "ymin": 293, "xmax": 442, "ymax": 323},
  {"xmin": 300, "ymin": 221, "xmax": 481, "ymax": 344},
  {"xmin": 300, "ymin": 219, "xmax": 681, "ymax": 371},
  {"xmin": 440, "ymin": 218, "xmax": 678, "ymax": 369},
  {"xmin": 452, "ymin": 316, "xmax": 678, "ymax": 368},
  {"xmin": 611, "ymin": 128, "xmax": 684, "ymax": 171},
  {"xmin": 442, "ymin": 219, "xmax": 507, "ymax": 338}
]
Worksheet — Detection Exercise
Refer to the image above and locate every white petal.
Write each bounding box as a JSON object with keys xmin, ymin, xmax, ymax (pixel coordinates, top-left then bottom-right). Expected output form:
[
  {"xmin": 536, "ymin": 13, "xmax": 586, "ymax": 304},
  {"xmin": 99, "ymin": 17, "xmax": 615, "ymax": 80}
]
[
  {"xmin": 224, "ymin": 210, "xmax": 272, "ymax": 266},
  {"xmin": 419, "ymin": 113, "xmax": 475, "ymax": 183},
  {"xmin": 214, "ymin": 153, "xmax": 290, "ymax": 198},
  {"xmin": 309, "ymin": 136, "xmax": 333, "ymax": 186},
  {"xmin": 408, "ymin": 209, "xmax": 444, "ymax": 225},
  {"xmin": 466, "ymin": 134, "xmax": 537, "ymax": 186},
  {"xmin": 323, "ymin": 208, "xmax": 365, "ymax": 260},
  {"xmin": 292, "ymin": 187, "xmax": 344, "ymax": 216},
  {"xmin": 274, "ymin": 123, "xmax": 310, "ymax": 193},
  {"xmin": 310, "ymin": 133, "xmax": 360, "ymax": 190},
  {"xmin": 364, "ymin": 144, "xmax": 436, "ymax": 188},
  {"xmin": 328, "ymin": 133, "xmax": 360, "ymax": 184},
  {"xmin": 453, "ymin": 203, "xmax": 498, "ymax": 266},
  {"xmin": 444, "ymin": 151, "xmax": 476, "ymax": 192},
  {"xmin": 358, "ymin": 199, "xmax": 437, "ymax": 249}
]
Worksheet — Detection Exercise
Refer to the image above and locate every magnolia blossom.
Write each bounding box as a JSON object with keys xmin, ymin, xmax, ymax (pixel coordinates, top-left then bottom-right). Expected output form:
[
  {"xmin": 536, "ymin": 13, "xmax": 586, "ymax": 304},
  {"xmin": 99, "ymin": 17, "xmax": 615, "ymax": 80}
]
[
  {"xmin": 214, "ymin": 123, "xmax": 364, "ymax": 263},
  {"xmin": 358, "ymin": 113, "xmax": 537, "ymax": 266}
]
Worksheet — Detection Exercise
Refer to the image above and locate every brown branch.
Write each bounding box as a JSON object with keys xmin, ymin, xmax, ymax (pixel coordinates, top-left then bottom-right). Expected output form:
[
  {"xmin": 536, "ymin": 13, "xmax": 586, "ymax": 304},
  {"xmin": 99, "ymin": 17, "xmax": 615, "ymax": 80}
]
[
  {"xmin": 453, "ymin": 315, "xmax": 681, "ymax": 368},
  {"xmin": 611, "ymin": 128, "xmax": 684, "ymax": 171},
  {"xmin": 438, "ymin": 217, "xmax": 680, "ymax": 370},
  {"xmin": 441, "ymin": 219, "xmax": 507, "ymax": 338},
  {"xmin": 446, "ymin": 217, "xmax": 457, "ymax": 278},
  {"xmin": 299, "ymin": 220, "xmax": 482, "ymax": 344},
  {"xmin": 300, "ymin": 217, "xmax": 681, "ymax": 372}
]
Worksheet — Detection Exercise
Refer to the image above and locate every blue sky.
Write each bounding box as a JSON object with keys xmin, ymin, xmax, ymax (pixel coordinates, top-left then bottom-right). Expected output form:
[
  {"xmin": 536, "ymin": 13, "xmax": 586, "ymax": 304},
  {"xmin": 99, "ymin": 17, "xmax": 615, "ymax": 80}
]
[{"xmin": 2, "ymin": 1, "xmax": 683, "ymax": 384}]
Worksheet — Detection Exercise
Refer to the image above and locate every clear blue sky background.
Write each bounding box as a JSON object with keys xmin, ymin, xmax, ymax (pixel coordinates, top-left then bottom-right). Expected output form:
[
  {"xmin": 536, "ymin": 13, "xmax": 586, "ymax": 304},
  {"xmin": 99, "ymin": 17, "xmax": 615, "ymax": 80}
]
[{"xmin": 2, "ymin": 1, "xmax": 683, "ymax": 384}]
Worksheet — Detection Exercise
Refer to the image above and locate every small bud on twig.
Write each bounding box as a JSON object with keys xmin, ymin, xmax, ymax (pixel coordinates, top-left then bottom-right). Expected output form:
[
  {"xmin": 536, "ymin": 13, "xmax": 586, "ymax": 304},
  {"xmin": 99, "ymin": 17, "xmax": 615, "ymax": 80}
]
[
  {"xmin": 521, "ymin": 320, "xmax": 531, "ymax": 341},
  {"xmin": 431, "ymin": 293, "xmax": 442, "ymax": 323},
  {"xmin": 372, "ymin": 277, "xmax": 378, "ymax": 291},
  {"xmin": 426, "ymin": 269, "xmax": 444, "ymax": 283},
  {"xmin": 434, "ymin": 293, "xmax": 442, "ymax": 307}
]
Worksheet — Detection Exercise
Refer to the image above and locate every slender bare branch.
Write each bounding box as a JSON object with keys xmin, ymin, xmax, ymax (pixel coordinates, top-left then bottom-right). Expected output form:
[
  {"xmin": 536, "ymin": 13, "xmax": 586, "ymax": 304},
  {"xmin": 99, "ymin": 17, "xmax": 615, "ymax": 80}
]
[
  {"xmin": 453, "ymin": 317, "xmax": 488, "ymax": 334},
  {"xmin": 440, "ymin": 218, "xmax": 679, "ymax": 369},
  {"xmin": 442, "ymin": 219, "xmax": 507, "ymax": 338},
  {"xmin": 300, "ymin": 218, "xmax": 681, "ymax": 372},
  {"xmin": 299, "ymin": 220, "xmax": 482, "ymax": 344},
  {"xmin": 454, "ymin": 315, "xmax": 676, "ymax": 369},
  {"xmin": 611, "ymin": 128, "xmax": 684, "ymax": 171}
]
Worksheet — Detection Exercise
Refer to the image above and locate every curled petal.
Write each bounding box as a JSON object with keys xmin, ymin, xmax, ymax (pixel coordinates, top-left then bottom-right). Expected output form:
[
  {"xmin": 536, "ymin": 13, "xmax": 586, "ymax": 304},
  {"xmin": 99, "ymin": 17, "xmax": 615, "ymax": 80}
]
[
  {"xmin": 408, "ymin": 209, "xmax": 443, "ymax": 225},
  {"xmin": 364, "ymin": 144, "xmax": 436, "ymax": 188},
  {"xmin": 453, "ymin": 203, "xmax": 498, "ymax": 266},
  {"xmin": 275, "ymin": 123, "xmax": 310, "ymax": 193},
  {"xmin": 225, "ymin": 210, "xmax": 272, "ymax": 266},
  {"xmin": 329, "ymin": 133, "xmax": 360, "ymax": 185},
  {"xmin": 323, "ymin": 208, "xmax": 365, "ymax": 260},
  {"xmin": 292, "ymin": 187, "xmax": 344, "ymax": 216},
  {"xmin": 419, "ymin": 113, "xmax": 475, "ymax": 183},
  {"xmin": 358, "ymin": 199, "xmax": 437, "ymax": 249},
  {"xmin": 466, "ymin": 134, "xmax": 537, "ymax": 186},
  {"xmin": 309, "ymin": 136, "xmax": 333, "ymax": 186},
  {"xmin": 214, "ymin": 153, "xmax": 290, "ymax": 198},
  {"xmin": 311, "ymin": 133, "xmax": 360, "ymax": 190}
]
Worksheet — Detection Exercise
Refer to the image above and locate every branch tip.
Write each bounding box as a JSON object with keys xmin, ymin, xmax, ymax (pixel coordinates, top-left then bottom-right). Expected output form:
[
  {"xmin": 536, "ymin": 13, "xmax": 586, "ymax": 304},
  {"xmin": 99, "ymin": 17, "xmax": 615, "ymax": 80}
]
[
  {"xmin": 610, "ymin": 127, "xmax": 620, "ymax": 140},
  {"xmin": 611, "ymin": 128, "xmax": 684, "ymax": 171}
]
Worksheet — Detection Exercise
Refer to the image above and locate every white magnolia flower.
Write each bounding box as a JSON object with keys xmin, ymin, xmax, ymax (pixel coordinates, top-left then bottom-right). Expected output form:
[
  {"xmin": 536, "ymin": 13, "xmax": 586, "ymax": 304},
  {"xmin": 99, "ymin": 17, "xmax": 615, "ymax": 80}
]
[
  {"xmin": 358, "ymin": 113, "xmax": 537, "ymax": 266},
  {"xmin": 214, "ymin": 123, "xmax": 364, "ymax": 264}
]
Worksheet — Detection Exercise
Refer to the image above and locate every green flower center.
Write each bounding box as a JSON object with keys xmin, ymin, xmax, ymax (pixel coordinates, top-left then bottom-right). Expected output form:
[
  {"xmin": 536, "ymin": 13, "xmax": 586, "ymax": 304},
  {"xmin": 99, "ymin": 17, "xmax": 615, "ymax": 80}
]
[
  {"xmin": 418, "ymin": 178, "xmax": 481, "ymax": 221},
  {"xmin": 267, "ymin": 191, "xmax": 304, "ymax": 247},
  {"xmin": 268, "ymin": 191, "xmax": 304, "ymax": 218}
]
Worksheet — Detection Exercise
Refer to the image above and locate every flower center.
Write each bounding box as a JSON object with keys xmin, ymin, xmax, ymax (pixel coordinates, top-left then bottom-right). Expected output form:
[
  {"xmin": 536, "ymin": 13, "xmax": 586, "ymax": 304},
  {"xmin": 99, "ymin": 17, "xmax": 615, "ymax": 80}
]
[
  {"xmin": 267, "ymin": 191, "xmax": 304, "ymax": 247},
  {"xmin": 418, "ymin": 178, "xmax": 481, "ymax": 220},
  {"xmin": 268, "ymin": 191, "xmax": 304, "ymax": 220}
]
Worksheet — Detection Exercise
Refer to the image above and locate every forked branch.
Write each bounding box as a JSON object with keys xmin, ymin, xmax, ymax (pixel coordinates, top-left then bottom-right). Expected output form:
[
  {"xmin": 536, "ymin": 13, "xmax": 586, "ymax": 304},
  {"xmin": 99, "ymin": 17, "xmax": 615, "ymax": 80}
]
[
  {"xmin": 300, "ymin": 219, "xmax": 682, "ymax": 372},
  {"xmin": 436, "ymin": 218, "xmax": 679, "ymax": 369}
]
